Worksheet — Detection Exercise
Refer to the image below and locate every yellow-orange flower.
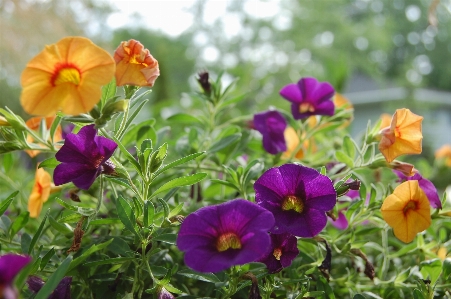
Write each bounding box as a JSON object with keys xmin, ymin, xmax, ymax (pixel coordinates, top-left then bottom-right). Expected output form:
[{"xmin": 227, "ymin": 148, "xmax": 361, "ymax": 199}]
[
  {"xmin": 28, "ymin": 168, "xmax": 51, "ymax": 218},
  {"xmin": 379, "ymin": 113, "xmax": 392, "ymax": 130},
  {"xmin": 282, "ymin": 127, "xmax": 304, "ymax": 159},
  {"xmin": 435, "ymin": 144, "xmax": 451, "ymax": 167},
  {"xmin": 378, "ymin": 108, "xmax": 423, "ymax": 163},
  {"xmin": 381, "ymin": 180, "xmax": 431, "ymax": 243},
  {"xmin": 20, "ymin": 36, "xmax": 115, "ymax": 116},
  {"xmin": 25, "ymin": 116, "xmax": 62, "ymax": 158},
  {"xmin": 114, "ymin": 39, "xmax": 160, "ymax": 87}
]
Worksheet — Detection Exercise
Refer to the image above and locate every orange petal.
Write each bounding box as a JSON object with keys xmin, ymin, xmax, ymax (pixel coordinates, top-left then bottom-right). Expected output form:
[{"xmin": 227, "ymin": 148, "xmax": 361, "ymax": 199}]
[{"xmin": 28, "ymin": 168, "xmax": 52, "ymax": 218}]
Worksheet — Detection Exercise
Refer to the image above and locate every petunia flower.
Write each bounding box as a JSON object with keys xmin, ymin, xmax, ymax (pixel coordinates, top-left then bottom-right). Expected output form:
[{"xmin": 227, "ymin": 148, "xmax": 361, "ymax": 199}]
[
  {"xmin": 177, "ymin": 199, "xmax": 275, "ymax": 273},
  {"xmin": 156, "ymin": 286, "xmax": 175, "ymax": 299},
  {"xmin": 27, "ymin": 276, "xmax": 72, "ymax": 299},
  {"xmin": 281, "ymin": 127, "xmax": 305, "ymax": 160},
  {"xmin": 378, "ymin": 108, "xmax": 423, "ymax": 163},
  {"xmin": 381, "ymin": 180, "xmax": 431, "ymax": 243},
  {"xmin": 279, "ymin": 77, "xmax": 335, "ymax": 120},
  {"xmin": 25, "ymin": 116, "xmax": 62, "ymax": 158},
  {"xmin": 435, "ymin": 144, "xmax": 451, "ymax": 167},
  {"xmin": 114, "ymin": 39, "xmax": 160, "ymax": 87},
  {"xmin": 253, "ymin": 110, "xmax": 287, "ymax": 155},
  {"xmin": 254, "ymin": 164, "xmax": 337, "ymax": 237},
  {"xmin": 53, "ymin": 124, "xmax": 117, "ymax": 190},
  {"xmin": 0, "ymin": 254, "xmax": 32, "ymax": 299},
  {"xmin": 393, "ymin": 170, "xmax": 442, "ymax": 209},
  {"xmin": 20, "ymin": 36, "xmax": 115, "ymax": 116},
  {"xmin": 378, "ymin": 113, "xmax": 392, "ymax": 130},
  {"xmin": 28, "ymin": 168, "xmax": 61, "ymax": 218},
  {"xmin": 258, "ymin": 233, "xmax": 299, "ymax": 273}
]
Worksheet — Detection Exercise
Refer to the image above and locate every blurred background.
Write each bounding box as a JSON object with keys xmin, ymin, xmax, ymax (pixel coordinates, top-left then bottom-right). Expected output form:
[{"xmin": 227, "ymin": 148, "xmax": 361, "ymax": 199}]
[{"xmin": 1, "ymin": 0, "xmax": 451, "ymax": 155}]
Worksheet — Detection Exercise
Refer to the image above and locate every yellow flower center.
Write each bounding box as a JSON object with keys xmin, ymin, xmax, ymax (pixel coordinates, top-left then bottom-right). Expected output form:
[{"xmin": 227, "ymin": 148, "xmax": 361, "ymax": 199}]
[
  {"xmin": 281, "ymin": 195, "xmax": 304, "ymax": 213},
  {"xmin": 273, "ymin": 248, "xmax": 282, "ymax": 260},
  {"xmin": 216, "ymin": 232, "xmax": 242, "ymax": 252},
  {"xmin": 403, "ymin": 200, "xmax": 417, "ymax": 214},
  {"xmin": 299, "ymin": 102, "xmax": 315, "ymax": 113},
  {"xmin": 394, "ymin": 126, "xmax": 402, "ymax": 138},
  {"xmin": 52, "ymin": 64, "xmax": 81, "ymax": 86}
]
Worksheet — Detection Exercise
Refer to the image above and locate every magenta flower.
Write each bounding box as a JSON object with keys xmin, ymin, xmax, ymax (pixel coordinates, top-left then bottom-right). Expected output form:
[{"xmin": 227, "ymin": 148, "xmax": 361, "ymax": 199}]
[
  {"xmin": 0, "ymin": 254, "xmax": 32, "ymax": 299},
  {"xmin": 280, "ymin": 77, "xmax": 335, "ymax": 119},
  {"xmin": 177, "ymin": 199, "xmax": 275, "ymax": 273},
  {"xmin": 258, "ymin": 233, "xmax": 299, "ymax": 273},
  {"xmin": 253, "ymin": 110, "xmax": 287, "ymax": 155},
  {"xmin": 157, "ymin": 287, "xmax": 175, "ymax": 299},
  {"xmin": 27, "ymin": 276, "xmax": 72, "ymax": 299},
  {"xmin": 393, "ymin": 170, "xmax": 442, "ymax": 209},
  {"xmin": 54, "ymin": 124, "xmax": 117, "ymax": 190},
  {"xmin": 254, "ymin": 164, "xmax": 336, "ymax": 237}
]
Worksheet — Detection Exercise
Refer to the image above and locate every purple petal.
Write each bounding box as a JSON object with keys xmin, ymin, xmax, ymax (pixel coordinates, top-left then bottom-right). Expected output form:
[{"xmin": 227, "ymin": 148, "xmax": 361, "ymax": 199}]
[
  {"xmin": 27, "ymin": 276, "xmax": 45, "ymax": 293},
  {"xmin": 418, "ymin": 178, "xmax": 442, "ymax": 209},
  {"xmin": 0, "ymin": 254, "xmax": 32, "ymax": 284},
  {"xmin": 94, "ymin": 135, "xmax": 118, "ymax": 160},
  {"xmin": 49, "ymin": 276, "xmax": 72, "ymax": 299},
  {"xmin": 298, "ymin": 78, "xmax": 334, "ymax": 106},
  {"xmin": 56, "ymin": 125, "xmax": 99, "ymax": 163},
  {"xmin": 253, "ymin": 111, "xmax": 287, "ymax": 155},
  {"xmin": 54, "ymin": 163, "xmax": 99, "ymax": 190},
  {"xmin": 279, "ymin": 83, "xmax": 302, "ymax": 103},
  {"xmin": 329, "ymin": 211, "xmax": 349, "ymax": 230},
  {"xmin": 270, "ymin": 208, "xmax": 327, "ymax": 237}
]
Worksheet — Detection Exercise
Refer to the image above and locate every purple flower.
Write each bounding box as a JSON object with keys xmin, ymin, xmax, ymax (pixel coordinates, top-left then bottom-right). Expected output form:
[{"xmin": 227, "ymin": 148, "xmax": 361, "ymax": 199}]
[
  {"xmin": 329, "ymin": 210, "xmax": 349, "ymax": 230},
  {"xmin": 393, "ymin": 170, "xmax": 442, "ymax": 209},
  {"xmin": 258, "ymin": 233, "xmax": 299, "ymax": 273},
  {"xmin": 157, "ymin": 287, "xmax": 175, "ymax": 299},
  {"xmin": 0, "ymin": 254, "xmax": 32, "ymax": 299},
  {"xmin": 254, "ymin": 164, "xmax": 336, "ymax": 237},
  {"xmin": 280, "ymin": 77, "xmax": 335, "ymax": 119},
  {"xmin": 27, "ymin": 276, "xmax": 72, "ymax": 299},
  {"xmin": 253, "ymin": 110, "xmax": 287, "ymax": 155},
  {"xmin": 177, "ymin": 199, "xmax": 275, "ymax": 273},
  {"xmin": 54, "ymin": 124, "xmax": 117, "ymax": 190}
]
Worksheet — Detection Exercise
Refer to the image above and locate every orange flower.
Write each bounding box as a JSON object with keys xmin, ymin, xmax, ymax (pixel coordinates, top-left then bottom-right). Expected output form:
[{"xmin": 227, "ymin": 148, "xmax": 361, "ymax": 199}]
[
  {"xmin": 114, "ymin": 39, "xmax": 160, "ymax": 87},
  {"xmin": 378, "ymin": 108, "xmax": 423, "ymax": 163},
  {"xmin": 20, "ymin": 36, "xmax": 115, "ymax": 116},
  {"xmin": 435, "ymin": 144, "xmax": 451, "ymax": 167},
  {"xmin": 333, "ymin": 93, "xmax": 353, "ymax": 110},
  {"xmin": 282, "ymin": 127, "xmax": 304, "ymax": 159},
  {"xmin": 381, "ymin": 180, "xmax": 431, "ymax": 243},
  {"xmin": 379, "ymin": 113, "xmax": 392, "ymax": 130},
  {"xmin": 28, "ymin": 168, "xmax": 53, "ymax": 218},
  {"xmin": 25, "ymin": 116, "xmax": 62, "ymax": 158}
]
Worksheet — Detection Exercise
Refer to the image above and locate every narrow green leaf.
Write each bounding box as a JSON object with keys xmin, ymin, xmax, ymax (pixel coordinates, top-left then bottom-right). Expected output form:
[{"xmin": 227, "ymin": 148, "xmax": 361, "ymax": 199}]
[
  {"xmin": 143, "ymin": 200, "xmax": 155, "ymax": 227},
  {"xmin": 154, "ymin": 152, "xmax": 205, "ymax": 177},
  {"xmin": 1, "ymin": 153, "xmax": 13, "ymax": 173},
  {"xmin": 168, "ymin": 203, "xmax": 184, "ymax": 218},
  {"xmin": 151, "ymin": 173, "xmax": 207, "ymax": 198},
  {"xmin": 443, "ymin": 258, "xmax": 451, "ymax": 279},
  {"xmin": 89, "ymin": 218, "xmax": 122, "ymax": 226},
  {"xmin": 153, "ymin": 233, "xmax": 177, "ymax": 244},
  {"xmin": 208, "ymin": 133, "xmax": 241, "ymax": 153},
  {"xmin": 177, "ymin": 269, "xmax": 221, "ymax": 283},
  {"xmin": 10, "ymin": 211, "xmax": 29, "ymax": 237},
  {"xmin": 124, "ymin": 99, "xmax": 149, "ymax": 132},
  {"xmin": 0, "ymin": 191, "xmax": 18, "ymax": 216},
  {"xmin": 28, "ymin": 209, "xmax": 49, "ymax": 255},
  {"xmin": 49, "ymin": 115, "xmax": 62, "ymax": 143},
  {"xmin": 101, "ymin": 77, "xmax": 117, "ymax": 107},
  {"xmin": 157, "ymin": 198, "xmax": 170, "ymax": 219},
  {"xmin": 166, "ymin": 113, "xmax": 203, "ymax": 125},
  {"xmin": 38, "ymin": 157, "xmax": 59, "ymax": 169},
  {"xmin": 66, "ymin": 239, "xmax": 114, "ymax": 273},
  {"xmin": 40, "ymin": 248, "xmax": 56, "ymax": 270},
  {"xmin": 35, "ymin": 256, "xmax": 73, "ymax": 299},
  {"xmin": 210, "ymin": 179, "xmax": 239, "ymax": 191},
  {"xmin": 82, "ymin": 257, "xmax": 134, "ymax": 267},
  {"xmin": 21, "ymin": 233, "xmax": 32, "ymax": 254},
  {"xmin": 335, "ymin": 150, "xmax": 354, "ymax": 168},
  {"xmin": 111, "ymin": 135, "xmax": 143, "ymax": 176},
  {"xmin": 48, "ymin": 216, "xmax": 73, "ymax": 235},
  {"xmin": 116, "ymin": 196, "xmax": 140, "ymax": 238}
]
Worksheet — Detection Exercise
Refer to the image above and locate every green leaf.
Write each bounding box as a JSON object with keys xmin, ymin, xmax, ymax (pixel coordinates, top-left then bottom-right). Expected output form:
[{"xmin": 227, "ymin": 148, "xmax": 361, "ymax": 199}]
[
  {"xmin": 210, "ymin": 179, "xmax": 239, "ymax": 190},
  {"xmin": 443, "ymin": 258, "xmax": 451, "ymax": 280},
  {"xmin": 48, "ymin": 216, "xmax": 73, "ymax": 235},
  {"xmin": 111, "ymin": 135, "xmax": 143, "ymax": 177},
  {"xmin": 335, "ymin": 150, "xmax": 354, "ymax": 168},
  {"xmin": 55, "ymin": 197, "xmax": 78, "ymax": 212},
  {"xmin": 28, "ymin": 209, "xmax": 49, "ymax": 255},
  {"xmin": 303, "ymin": 291, "xmax": 326, "ymax": 298},
  {"xmin": 116, "ymin": 196, "xmax": 140, "ymax": 238},
  {"xmin": 154, "ymin": 152, "xmax": 205, "ymax": 177},
  {"xmin": 143, "ymin": 200, "xmax": 155, "ymax": 227},
  {"xmin": 177, "ymin": 269, "xmax": 221, "ymax": 283},
  {"xmin": 420, "ymin": 258, "xmax": 442, "ymax": 285},
  {"xmin": 168, "ymin": 203, "xmax": 184, "ymax": 218},
  {"xmin": 0, "ymin": 191, "xmax": 18, "ymax": 216},
  {"xmin": 82, "ymin": 257, "xmax": 134, "ymax": 267},
  {"xmin": 1, "ymin": 153, "xmax": 13, "ymax": 173},
  {"xmin": 89, "ymin": 218, "xmax": 122, "ymax": 226},
  {"xmin": 208, "ymin": 133, "xmax": 241, "ymax": 153},
  {"xmin": 40, "ymin": 248, "xmax": 55, "ymax": 270},
  {"xmin": 166, "ymin": 113, "xmax": 203, "ymax": 125},
  {"xmin": 352, "ymin": 295, "xmax": 366, "ymax": 299},
  {"xmin": 107, "ymin": 237, "xmax": 133, "ymax": 257},
  {"xmin": 101, "ymin": 77, "xmax": 117, "ymax": 108},
  {"xmin": 153, "ymin": 233, "xmax": 177, "ymax": 244},
  {"xmin": 66, "ymin": 239, "xmax": 114, "ymax": 273},
  {"xmin": 343, "ymin": 135, "xmax": 357, "ymax": 159},
  {"xmin": 77, "ymin": 207, "xmax": 96, "ymax": 216},
  {"xmin": 21, "ymin": 233, "xmax": 32, "ymax": 254},
  {"xmin": 38, "ymin": 157, "xmax": 59, "ymax": 169},
  {"xmin": 157, "ymin": 198, "xmax": 170, "ymax": 219},
  {"xmin": 151, "ymin": 173, "xmax": 207, "ymax": 198},
  {"xmin": 120, "ymin": 119, "xmax": 156, "ymax": 147},
  {"xmin": 34, "ymin": 256, "xmax": 73, "ymax": 299},
  {"xmin": 49, "ymin": 115, "xmax": 62, "ymax": 143},
  {"xmin": 10, "ymin": 211, "xmax": 29, "ymax": 237}
]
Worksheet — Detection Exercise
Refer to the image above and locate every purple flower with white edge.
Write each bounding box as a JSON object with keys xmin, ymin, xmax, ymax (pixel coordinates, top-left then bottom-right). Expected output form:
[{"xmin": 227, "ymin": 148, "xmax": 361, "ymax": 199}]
[
  {"xmin": 0, "ymin": 254, "xmax": 32, "ymax": 299},
  {"xmin": 27, "ymin": 276, "xmax": 72, "ymax": 299},
  {"xmin": 393, "ymin": 170, "xmax": 442, "ymax": 209},
  {"xmin": 254, "ymin": 164, "xmax": 336, "ymax": 237},
  {"xmin": 177, "ymin": 199, "xmax": 275, "ymax": 273},
  {"xmin": 258, "ymin": 233, "xmax": 299, "ymax": 273},
  {"xmin": 157, "ymin": 286, "xmax": 175, "ymax": 299},
  {"xmin": 253, "ymin": 110, "xmax": 287, "ymax": 155},
  {"xmin": 280, "ymin": 77, "xmax": 335, "ymax": 120},
  {"xmin": 54, "ymin": 124, "xmax": 117, "ymax": 190}
]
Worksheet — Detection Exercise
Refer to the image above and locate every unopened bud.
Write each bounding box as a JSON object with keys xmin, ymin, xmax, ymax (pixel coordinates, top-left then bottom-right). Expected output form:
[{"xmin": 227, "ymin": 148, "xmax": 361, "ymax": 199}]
[
  {"xmin": 0, "ymin": 116, "xmax": 9, "ymax": 126},
  {"xmin": 197, "ymin": 71, "xmax": 211, "ymax": 96}
]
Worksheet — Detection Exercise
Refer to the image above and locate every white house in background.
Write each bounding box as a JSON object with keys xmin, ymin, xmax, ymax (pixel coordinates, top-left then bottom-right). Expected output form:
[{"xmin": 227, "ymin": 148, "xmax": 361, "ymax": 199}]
[{"xmin": 343, "ymin": 75, "xmax": 451, "ymax": 152}]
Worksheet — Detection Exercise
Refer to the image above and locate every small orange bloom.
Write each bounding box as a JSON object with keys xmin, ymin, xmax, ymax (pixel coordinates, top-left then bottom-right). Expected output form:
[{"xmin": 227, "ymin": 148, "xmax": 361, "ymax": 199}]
[
  {"xmin": 379, "ymin": 113, "xmax": 392, "ymax": 129},
  {"xmin": 435, "ymin": 144, "xmax": 451, "ymax": 167},
  {"xmin": 21, "ymin": 36, "xmax": 115, "ymax": 116},
  {"xmin": 378, "ymin": 108, "xmax": 423, "ymax": 163},
  {"xmin": 28, "ymin": 168, "xmax": 51, "ymax": 218},
  {"xmin": 381, "ymin": 180, "xmax": 431, "ymax": 243},
  {"xmin": 114, "ymin": 39, "xmax": 160, "ymax": 87},
  {"xmin": 282, "ymin": 127, "xmax": 304, "ymax": 159},
  {"xmin": 25, "ymin": 116, "xmax": 62, "ymax": 158},
  {"xmin": 333, "ymin": 93, "xmax": 353, "ymax": 110}
]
